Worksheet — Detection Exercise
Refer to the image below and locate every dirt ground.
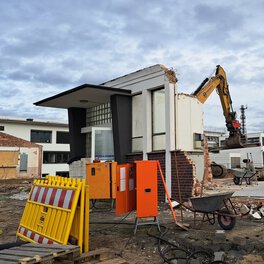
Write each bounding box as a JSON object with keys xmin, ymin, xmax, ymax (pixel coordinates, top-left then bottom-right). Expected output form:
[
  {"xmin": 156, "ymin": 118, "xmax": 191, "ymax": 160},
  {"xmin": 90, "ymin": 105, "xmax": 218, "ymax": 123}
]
[{"xmin": 0, "ymin": 178, "xmax": 264, "ymax": 264}]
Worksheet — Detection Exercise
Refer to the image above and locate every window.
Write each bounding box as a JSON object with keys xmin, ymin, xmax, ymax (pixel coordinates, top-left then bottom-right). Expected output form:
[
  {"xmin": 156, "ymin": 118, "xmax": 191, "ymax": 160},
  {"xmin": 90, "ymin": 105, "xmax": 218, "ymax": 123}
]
[
  {"xmin": 56, "ymin": 171, "xmax": 69, "ymax": 178},
  {"xmin": 231, "ymin": 157, "xmax": 240, "ymax": 168},
  {"xmin": 194, "ymin": 133, "xmax": 203, "ymax": 149},
  {"xmin": 20, "ymin": 153, "xmax": 28, "ymax": 171},
  {"xmin": 43, "ymin": 151, "xmax": 70, "ymax": 164},
  {"xmin": 247, "ymin": 137, "xmax": 260, "ymax": 144},
  {"xmin": 95, "ymin": 130, "xmax": 114, "ymax": 160},
  {"xmin": 86, "ymin": 103, "xmax": 112, "ymax": 126},
  {"xmin": 31, "ymin": 130, "xmax": 52, "ymax": 143},
  {"xmin": 0, "ymin": 126, "xmax": 4, "ymax": 131},
  {"xmin": 152, "ymin": 88, "xmax": 165, "ymax": 151},
  {"xmin": 56, "ymin": 131, "xmax": 70, "ymax": 144},
  {"xmin": 132, "ymin": 94, "xmax": 143, "ymax": 152}
]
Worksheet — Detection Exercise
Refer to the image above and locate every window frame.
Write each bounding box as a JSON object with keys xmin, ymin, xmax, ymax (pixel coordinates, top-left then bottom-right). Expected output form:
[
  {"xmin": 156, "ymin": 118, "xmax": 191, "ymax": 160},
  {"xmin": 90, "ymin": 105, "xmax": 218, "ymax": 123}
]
[{"xmin": 31, "ymin": 130, "xmax": 52, "ymax": 143}]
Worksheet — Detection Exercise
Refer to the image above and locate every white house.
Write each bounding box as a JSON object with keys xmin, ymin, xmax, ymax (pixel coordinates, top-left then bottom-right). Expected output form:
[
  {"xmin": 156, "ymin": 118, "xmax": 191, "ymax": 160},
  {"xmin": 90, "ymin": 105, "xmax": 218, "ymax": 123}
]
[
  {"xmin": 211, "ymin": 132, "xmax": 264, "ymax": 169},
  {"xmin": 0, "ymin": 116, "xmax": 70, "ymax": 177}
]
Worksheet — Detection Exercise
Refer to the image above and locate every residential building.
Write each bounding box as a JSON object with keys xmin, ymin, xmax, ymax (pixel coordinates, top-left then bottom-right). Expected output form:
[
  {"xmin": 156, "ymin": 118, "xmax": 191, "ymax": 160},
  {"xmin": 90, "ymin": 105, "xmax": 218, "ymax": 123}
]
[
  {"xmin": 35, "ymin": 64, "xmax": 204, "ymax": 201},
  {"xmin": 0, "ymin": 117, "xmax": 70, "ymax": 177},
  {"xmin": 211, "ymin": 132, "xmax": 264, "ymax": 169},
  {"xmin": 0, "ymin": 132, "xmax": 42, "ymax": 179}
]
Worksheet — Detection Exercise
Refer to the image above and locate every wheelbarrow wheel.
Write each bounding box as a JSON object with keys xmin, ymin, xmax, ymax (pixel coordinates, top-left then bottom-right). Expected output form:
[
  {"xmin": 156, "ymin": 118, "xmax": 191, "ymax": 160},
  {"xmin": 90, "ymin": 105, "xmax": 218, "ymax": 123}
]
[
  {"xmin": 217, "ymin": 208, "xmax": 236, "ymax": 230},
  {"xmin": 233, "ymin": 176, "xmax": 240, "ymax": 185}
]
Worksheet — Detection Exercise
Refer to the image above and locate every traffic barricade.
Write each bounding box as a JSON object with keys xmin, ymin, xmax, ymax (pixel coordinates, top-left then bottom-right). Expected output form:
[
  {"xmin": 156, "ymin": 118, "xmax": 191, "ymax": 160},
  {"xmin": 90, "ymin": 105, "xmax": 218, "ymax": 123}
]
[{"xmin": 16, "ymin": 176, "xmax": 89, "ymax": 253}]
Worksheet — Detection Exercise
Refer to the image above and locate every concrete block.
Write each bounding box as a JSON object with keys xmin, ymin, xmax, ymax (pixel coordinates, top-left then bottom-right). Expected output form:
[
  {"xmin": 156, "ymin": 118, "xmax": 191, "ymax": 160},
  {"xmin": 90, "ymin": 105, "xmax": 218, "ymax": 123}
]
[{"xmin": 214, "ymin": 251, "xmax": 226, "ymax": 262}]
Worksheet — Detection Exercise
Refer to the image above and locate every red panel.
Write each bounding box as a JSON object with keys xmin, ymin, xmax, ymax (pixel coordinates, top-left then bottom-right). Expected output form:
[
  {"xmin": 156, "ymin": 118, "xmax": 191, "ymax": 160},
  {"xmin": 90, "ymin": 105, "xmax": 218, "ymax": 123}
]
[{"xmin": 135, "ymin": 160, "xmax": 158, "ymax": 218}]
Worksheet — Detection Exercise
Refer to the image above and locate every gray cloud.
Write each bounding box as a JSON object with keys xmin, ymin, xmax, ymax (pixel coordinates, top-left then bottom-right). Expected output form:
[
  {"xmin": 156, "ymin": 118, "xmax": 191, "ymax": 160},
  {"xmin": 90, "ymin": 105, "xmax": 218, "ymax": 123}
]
[{"xmin": 0, "ymin": 0, "xmax": 263, "ymax": 132}]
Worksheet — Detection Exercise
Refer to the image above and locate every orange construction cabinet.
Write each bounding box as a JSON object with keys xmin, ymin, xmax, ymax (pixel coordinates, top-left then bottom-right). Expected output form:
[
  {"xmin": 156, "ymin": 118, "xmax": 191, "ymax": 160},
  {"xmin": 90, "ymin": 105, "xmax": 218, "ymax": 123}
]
[
  {"xmin": 135, "ymin": 160, "xmax": 158, "ymax": 218},
  {"xmin": 116, "ymin": 163, "xmax": 136, "ymax": 215},
  {"xmin": 86, "ymin": 162, "xmax": 117, "ymax": 199}
]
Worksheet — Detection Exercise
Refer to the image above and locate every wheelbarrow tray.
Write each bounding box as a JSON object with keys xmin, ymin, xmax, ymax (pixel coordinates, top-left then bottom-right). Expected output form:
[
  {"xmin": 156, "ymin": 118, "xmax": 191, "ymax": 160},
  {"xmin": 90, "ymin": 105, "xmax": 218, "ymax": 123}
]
[{"xmin": 190, "ymin": 192, "xmax": 234, "ymax": 213}]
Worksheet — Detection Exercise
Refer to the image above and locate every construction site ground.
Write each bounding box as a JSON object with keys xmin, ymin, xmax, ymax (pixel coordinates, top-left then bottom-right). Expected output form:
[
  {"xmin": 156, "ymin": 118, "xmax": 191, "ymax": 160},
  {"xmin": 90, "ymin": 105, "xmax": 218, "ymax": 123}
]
[{"xmin": 0, "ymin": 178, "xmax": 264, "ymax": 264}]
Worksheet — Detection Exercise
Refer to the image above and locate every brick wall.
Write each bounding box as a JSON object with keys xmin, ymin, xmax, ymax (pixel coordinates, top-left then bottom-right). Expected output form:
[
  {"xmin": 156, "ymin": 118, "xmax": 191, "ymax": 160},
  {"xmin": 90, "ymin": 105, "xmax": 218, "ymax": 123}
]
[
  {"xmin": 147, "ymin": 151, "xmax": 166, "ymax": 202},
  {"xmin": 171, "ymin": 151, "xmax": 195, "ymax": 202},
  {"xmin": 126, "ymin": 150, "xmax": 195, "ymax": 203}
]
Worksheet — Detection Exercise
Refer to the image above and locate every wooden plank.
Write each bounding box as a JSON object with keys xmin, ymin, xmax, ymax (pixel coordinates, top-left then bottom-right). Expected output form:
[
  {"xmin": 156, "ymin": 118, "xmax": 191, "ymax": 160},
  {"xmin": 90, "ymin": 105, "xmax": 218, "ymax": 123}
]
[
  {"xmin": 0, "ymin": 260, "xmax": 19, "ymax": 264},
  {"xmin": 21, "ymin": 243, "xmax": 79, "ymax": 250},
  {"xmin": 0, "ymin": 249, "xmax": 50, "ymax": 257},
  {"xmin": 0, "ymin": 253, "xmax": 27, "ymax": 262},
  {"xmin": 0, "ymin": 244, "xmax": 80, "ymax": 264},
  {"xmin": 12, "ymin": 246, "xmax": 65, "ymax": 255}
]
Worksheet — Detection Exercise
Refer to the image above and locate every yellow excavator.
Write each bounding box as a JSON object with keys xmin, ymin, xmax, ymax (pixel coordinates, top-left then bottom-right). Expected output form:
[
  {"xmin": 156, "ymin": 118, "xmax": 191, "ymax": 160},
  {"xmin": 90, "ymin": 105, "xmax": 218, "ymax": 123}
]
[{"xmin": 192, "ymin": 65, "xmax": 246, "ymax": 148}]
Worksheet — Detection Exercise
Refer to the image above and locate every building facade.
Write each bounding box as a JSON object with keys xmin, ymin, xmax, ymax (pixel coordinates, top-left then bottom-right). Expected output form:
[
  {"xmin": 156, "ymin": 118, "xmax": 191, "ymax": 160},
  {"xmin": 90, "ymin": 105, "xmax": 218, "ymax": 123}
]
[
  {"xmin": 211, "ymin": 132, "xmax": 264, "ymax": 169},
  {"xmin": 0, "ymin": 132, "xmax": 42, "ymax": 179},
  {"xmin": 0, "ymin": 117, "xmax": 70, "ymax": 177},
  {"xmin": 35, "ymin": 64, "xmax": 205, "ymax": 201}
]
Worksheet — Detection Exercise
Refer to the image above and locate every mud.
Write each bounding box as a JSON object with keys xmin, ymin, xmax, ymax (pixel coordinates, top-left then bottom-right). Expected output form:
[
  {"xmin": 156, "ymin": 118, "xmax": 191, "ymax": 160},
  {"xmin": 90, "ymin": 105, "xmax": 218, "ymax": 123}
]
[{"xmin": 0, "ymin": 179, "xmax": 263, "ymax": 263}]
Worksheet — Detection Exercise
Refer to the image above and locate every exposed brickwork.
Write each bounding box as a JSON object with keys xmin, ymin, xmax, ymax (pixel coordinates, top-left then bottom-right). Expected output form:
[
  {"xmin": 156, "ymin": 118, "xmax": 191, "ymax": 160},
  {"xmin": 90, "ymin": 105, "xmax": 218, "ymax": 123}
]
[
  {"xmin": 171, "ymin": 151, "xmax": 195, "ymax": 202},
  {"xmin": 147, "ymin": 151, "xmax": 166, "ymax": 202},
  {"xmin": 126, "ymin": 153, "xmax": 143, "ymax": 163},
  {"xmin": 126, "ymin": 151, "xmax": 195, "ymax": 203}
]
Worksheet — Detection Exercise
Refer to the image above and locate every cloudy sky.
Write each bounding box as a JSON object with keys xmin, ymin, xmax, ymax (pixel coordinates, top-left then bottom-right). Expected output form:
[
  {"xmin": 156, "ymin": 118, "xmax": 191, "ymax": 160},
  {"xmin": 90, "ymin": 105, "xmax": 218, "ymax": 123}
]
[{"xmin": 0, "ymin": 0, "xmax": 263, "ymax": 132}]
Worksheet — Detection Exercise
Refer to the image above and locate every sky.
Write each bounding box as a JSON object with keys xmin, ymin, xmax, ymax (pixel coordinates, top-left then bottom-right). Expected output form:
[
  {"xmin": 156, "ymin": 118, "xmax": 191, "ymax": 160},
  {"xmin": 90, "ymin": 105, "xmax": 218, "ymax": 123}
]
[{"xmin": 0, "ymin": 0, "xmax": 263, "ymax": 132}]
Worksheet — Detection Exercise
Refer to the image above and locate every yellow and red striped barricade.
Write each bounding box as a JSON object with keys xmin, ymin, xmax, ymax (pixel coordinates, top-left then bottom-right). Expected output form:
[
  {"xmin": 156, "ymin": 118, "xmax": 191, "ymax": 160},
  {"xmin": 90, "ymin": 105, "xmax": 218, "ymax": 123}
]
[{"xmin": 16, "ymin": 176, "xmax": 89, "ymax": 253}]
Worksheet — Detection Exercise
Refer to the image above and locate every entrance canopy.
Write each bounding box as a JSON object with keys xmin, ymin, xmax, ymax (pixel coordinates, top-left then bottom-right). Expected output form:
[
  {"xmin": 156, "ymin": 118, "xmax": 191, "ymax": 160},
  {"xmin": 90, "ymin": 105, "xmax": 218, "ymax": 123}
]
[{"xmin": 34, "ymin": 84, "xmax": 131, "ymax": 109}]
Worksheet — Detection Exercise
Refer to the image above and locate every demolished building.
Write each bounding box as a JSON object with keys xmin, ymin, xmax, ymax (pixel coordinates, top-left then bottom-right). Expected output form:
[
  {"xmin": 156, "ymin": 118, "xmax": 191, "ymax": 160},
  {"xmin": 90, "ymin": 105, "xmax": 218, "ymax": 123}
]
[{"xmin": 35, "ymin": 64, "xmax": 205, "ymax": 201}]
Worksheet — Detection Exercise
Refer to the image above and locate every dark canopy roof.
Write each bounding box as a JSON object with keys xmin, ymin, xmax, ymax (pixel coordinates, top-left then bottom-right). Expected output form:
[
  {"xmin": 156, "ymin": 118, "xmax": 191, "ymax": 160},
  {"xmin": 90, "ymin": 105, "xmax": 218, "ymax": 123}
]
[{"xmin": 34, "ymin": 84, "xmax": 131, "ymax": 109}]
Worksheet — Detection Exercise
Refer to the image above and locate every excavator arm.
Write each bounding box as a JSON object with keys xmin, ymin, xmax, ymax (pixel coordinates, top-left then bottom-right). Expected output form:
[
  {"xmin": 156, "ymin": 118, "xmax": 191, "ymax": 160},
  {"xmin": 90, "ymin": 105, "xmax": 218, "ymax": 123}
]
[{"xmin": 192, "ymin": 65, "xmax": 245, "ymax": 148}]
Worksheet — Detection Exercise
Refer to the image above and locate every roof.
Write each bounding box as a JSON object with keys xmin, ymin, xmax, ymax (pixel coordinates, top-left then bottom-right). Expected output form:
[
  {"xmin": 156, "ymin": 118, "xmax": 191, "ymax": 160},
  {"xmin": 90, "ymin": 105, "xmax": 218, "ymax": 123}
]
[
  {"xmin": 0, "ymin": 116, "xmax": 68, "ymax": 127},
  {"xmin": 0, "ymin": 132, "xmax": 42, "ymax": 148},
  {"xmin": 34, "ymin": 83, "xmax": 131, "ymax": 109}
]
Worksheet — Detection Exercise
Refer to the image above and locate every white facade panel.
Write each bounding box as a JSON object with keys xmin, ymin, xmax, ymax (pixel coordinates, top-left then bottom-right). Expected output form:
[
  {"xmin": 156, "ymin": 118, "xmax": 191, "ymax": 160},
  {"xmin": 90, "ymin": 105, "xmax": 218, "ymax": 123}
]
[
  {"xmin": 176, "ymin": 94, "xmax": 203, "ymax": 151},
  {"xmin": 210, "ymin": 146, "xmax": 264, "ymax": 168}
]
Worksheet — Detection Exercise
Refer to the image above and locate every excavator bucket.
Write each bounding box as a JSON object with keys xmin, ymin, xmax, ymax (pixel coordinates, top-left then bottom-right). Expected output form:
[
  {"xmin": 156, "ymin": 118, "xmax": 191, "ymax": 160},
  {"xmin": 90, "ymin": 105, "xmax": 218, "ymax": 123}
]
[{"xmin": 225, "ymin": 134, "xmax": 244, "ymax": 148}]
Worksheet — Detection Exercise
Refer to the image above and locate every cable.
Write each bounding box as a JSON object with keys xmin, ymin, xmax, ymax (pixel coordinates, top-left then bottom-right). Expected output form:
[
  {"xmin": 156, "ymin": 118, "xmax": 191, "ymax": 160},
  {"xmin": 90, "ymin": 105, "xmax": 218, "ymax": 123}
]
[
  {"xmin": 89, "ymin": 211, "xmax": 134, "ymax": 232},
  {"xmin": 90, "ymin": 199, "xmax": 114, "ymax": 211},
  {"xmin": 147, "ymin": 225, "xmax": 215, "ymax": 264}
]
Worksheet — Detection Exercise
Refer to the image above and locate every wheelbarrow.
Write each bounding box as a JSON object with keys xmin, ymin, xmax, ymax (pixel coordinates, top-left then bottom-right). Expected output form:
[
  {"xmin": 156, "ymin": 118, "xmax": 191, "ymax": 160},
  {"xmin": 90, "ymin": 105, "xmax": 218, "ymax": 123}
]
[
  {"xmin": 233, "ymin": 156, "xmax": 258, "ymax": 185},
  {"xmin": 180, "ymin": 192, "xmax": 237, "ymax": 230}
]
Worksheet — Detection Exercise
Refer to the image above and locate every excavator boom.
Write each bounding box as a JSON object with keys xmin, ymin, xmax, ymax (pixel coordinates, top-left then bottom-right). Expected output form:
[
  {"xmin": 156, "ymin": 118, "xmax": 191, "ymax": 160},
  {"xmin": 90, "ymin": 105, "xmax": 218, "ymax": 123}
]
[{"xmin": 192, "ymin": 65, "xmax": 245, "ymax": 148}]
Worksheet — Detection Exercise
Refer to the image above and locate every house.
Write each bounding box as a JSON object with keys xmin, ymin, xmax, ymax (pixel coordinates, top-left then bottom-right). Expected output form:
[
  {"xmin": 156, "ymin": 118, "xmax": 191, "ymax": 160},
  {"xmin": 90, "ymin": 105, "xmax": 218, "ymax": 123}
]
[
  {"xmin": 0, "ymin": 117, "xmax": 70, "ymax": 177},
  {"xmin": 35, "ymin": 64, "xmax": 205, "ymax": 201},
  {"xmin": 0, "ymin": 132, "xmax": 42, "ymax": 179},
  {"xmin": 211, "ymin": 132, "xmax": 264, "ymax": 169}
]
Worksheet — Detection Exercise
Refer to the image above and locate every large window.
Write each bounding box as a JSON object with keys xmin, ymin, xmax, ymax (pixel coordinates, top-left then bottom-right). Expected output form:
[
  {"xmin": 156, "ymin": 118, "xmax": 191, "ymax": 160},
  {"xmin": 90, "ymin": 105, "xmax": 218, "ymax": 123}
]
[
  {"xmin": 43, "ymin": 151, "xmax": 70, "ymax": 164},
  {"xmin": 132, "ymin": 94, "xmax": 143, "ymax": 152},
  {"xmin": 56, "ymin": 131, "xmax": 70, "ymax": 144},
  {"xmin": 31, "ymin": 130, "xmax": 52, "ymax": 143},
  {"xmin": 152, "ymin": 88, "xmax": 165, "ymax": 151}
]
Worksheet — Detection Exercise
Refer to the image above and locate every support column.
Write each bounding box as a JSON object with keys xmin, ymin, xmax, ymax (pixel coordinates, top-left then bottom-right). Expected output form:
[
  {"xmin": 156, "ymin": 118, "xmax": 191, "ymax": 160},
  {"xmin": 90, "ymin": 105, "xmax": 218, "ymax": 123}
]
[{"xmin": 111, "ymin": 94, "xmax": 132, "ymax": 164}]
